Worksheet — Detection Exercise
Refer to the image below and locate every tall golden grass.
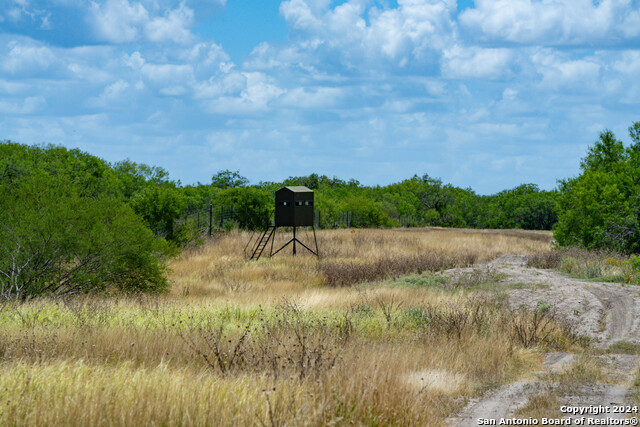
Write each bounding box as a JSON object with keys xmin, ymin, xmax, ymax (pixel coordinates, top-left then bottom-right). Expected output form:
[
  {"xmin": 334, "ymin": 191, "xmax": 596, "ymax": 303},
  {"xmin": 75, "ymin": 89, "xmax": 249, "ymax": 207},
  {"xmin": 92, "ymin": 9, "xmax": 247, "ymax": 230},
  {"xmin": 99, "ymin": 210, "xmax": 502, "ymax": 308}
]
[
  {"xmin": 0, "ymin": 228, "xmax": 559, "ymax": 426},
  {"xmin": 169, "ymin": 227, "xmax": 552, "ymax": 303}
]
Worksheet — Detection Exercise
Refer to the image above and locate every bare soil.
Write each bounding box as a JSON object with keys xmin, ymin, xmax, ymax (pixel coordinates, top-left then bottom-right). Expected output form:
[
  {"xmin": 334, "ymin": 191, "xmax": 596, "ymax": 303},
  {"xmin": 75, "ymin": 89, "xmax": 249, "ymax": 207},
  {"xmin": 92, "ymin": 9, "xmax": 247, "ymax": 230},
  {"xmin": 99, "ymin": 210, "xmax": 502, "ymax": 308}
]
[{"xmin": 448, "ymin": 255, "xmax": 640, "ymax": 426}]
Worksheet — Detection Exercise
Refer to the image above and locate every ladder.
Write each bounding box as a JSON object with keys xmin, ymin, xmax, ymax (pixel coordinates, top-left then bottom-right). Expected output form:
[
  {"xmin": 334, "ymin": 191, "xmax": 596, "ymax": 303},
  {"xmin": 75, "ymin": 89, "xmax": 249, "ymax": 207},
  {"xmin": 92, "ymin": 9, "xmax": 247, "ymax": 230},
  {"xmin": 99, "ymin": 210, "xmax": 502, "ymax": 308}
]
[{"xmin": 250, "ymin": 226, "xmax": 275, "ymax": 260}]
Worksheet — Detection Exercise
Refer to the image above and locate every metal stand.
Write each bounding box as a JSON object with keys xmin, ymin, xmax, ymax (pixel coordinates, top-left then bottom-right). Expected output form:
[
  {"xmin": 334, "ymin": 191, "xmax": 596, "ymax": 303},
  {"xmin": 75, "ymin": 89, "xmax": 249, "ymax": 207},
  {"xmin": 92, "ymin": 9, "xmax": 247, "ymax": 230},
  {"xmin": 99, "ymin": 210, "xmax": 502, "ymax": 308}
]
[{"xmin": 271, "ymin": 226, "xmax": 319, "ymax": 257}]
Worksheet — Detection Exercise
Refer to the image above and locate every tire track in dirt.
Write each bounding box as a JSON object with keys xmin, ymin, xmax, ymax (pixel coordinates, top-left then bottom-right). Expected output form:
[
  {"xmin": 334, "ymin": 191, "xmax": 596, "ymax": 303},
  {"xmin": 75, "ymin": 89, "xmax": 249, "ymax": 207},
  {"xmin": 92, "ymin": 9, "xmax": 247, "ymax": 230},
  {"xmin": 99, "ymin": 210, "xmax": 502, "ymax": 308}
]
[
  {"xmin": 492, "ymin": 254, "xmax": 640, "ymax": 346},
  {"xmin": 449, "ymin": 381, "xmax": 542, "ymax": 425},
  {"xmin": 448, "ymin": 255, "xmax": 640, "ymax": 426}
]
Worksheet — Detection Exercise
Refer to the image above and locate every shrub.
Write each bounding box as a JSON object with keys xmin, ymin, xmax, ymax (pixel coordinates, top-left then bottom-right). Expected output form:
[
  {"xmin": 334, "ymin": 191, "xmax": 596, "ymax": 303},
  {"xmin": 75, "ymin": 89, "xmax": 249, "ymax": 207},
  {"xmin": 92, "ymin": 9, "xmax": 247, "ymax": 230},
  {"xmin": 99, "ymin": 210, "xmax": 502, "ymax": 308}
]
[
  {"xmin": 319, "ymin": 252, "xmax": 476, "ymax": 287},
  {"xmin": 506, "ymin": 308, "xmax": 575, "ymax": 348},
  {"xmin": 180, "ymin": 304, "xmax": 353, "ymax": 380},
  {"xmin": 526, "ymin": 251, "xmax": 562, "ymax": 269},
  {"xmin": 215, "ymin": 187, "xmax": 272, "ymax": 230},
  {"xmin": 553, "ymin": 122, "xmax": 640, "ymax": 253},
  {"xmin": 0, "ymin": 172, "xmax": 170, "ymax": 299},
  {"xmin": 406, "ymin": 299, "xmax": 498, "ymax": 339}
]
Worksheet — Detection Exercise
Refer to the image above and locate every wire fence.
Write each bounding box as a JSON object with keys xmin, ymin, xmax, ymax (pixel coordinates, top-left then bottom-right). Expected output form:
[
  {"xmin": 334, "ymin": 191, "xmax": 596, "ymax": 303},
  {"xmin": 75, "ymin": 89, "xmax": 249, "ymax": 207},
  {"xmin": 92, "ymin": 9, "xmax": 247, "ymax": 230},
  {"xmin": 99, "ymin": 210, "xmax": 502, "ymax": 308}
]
[
  {"xmin": 317, "ymin": 211, "xmax": 425, "ymax": 229},
  {"xmin": 176, "ymin": 205, "xmax": 238, "ymax": 236},
  {"xmin": 173, "ymin": 206, "xmax": 426, "ymax": 238}
]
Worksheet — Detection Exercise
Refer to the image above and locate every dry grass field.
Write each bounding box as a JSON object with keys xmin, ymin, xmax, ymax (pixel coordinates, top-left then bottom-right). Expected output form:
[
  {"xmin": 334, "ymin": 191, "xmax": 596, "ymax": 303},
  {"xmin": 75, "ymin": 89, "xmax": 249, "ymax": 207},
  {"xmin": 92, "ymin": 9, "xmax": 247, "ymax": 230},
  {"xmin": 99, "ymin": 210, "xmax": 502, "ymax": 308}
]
[{"xmin": 0, "ymin": 227, "xmax": 570, "ymax": 426}]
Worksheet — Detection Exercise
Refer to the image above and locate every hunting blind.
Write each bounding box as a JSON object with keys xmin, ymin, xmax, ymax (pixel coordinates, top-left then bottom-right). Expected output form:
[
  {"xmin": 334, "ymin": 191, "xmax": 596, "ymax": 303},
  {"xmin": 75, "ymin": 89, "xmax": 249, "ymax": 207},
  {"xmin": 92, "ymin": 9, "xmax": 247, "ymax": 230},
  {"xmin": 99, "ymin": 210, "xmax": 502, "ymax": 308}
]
[
  {"xmin": 275, "ymin": 186, "xmax": 314, "ymax": 226},
  {"xmin": 247, "ymin": 186, "xmax": 319, "ymax": 260}
]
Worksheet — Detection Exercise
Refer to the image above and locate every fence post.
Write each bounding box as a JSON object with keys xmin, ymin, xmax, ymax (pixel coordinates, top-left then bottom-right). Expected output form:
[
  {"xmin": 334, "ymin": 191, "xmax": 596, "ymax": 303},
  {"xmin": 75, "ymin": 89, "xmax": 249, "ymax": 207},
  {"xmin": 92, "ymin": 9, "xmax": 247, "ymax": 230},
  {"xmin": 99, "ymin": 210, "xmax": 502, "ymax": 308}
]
[
  {"xmin": 209, "ymin": 204, "xmax": 213, "ymax": 236},
  {"xmin": 220, "ymin": 206, "xmax": 224, "ymax": 228}
]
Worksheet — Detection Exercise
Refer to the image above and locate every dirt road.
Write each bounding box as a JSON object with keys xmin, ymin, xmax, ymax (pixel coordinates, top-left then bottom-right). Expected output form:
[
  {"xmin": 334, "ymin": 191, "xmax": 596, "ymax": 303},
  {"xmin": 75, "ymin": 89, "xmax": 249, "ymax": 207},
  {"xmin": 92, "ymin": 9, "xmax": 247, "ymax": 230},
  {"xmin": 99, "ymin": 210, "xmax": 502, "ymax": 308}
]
[{"xmin": 448, "ymin": 255, "xmax": 640, "ymax": 426}]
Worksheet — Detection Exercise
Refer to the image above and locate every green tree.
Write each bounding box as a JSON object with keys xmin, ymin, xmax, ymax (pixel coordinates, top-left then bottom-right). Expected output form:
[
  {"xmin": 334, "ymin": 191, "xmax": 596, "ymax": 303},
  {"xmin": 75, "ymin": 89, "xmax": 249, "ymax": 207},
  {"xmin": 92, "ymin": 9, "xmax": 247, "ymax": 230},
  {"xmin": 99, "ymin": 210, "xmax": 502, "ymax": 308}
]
[
  {"xmin": 216, "ymin": 187, "xmax": 272, "ymax": 230},
  {"xmin": 0, "ymin": 171, "xmax": 169, "ymax": 299},
  {"xmin": 113, "ymin": 159, "xmax": 170, "ymax": 199},
  {"xmin": 343, "ymin": 196, "xmax": 390, "ymax": 228},
  {"xmin": 130, "ymin": 183, "xmax": 186, "ymax": 241},
  {"xmin": 211, "ymin": 170, "xmax": 249, "ymax": 189},
  {"xmin": 484, "ymin": 184, "xmax": 558, "ymax": 230},
  {"xmin": 554, "ymin": 123, "xmax": 640, "ymax": 253}
]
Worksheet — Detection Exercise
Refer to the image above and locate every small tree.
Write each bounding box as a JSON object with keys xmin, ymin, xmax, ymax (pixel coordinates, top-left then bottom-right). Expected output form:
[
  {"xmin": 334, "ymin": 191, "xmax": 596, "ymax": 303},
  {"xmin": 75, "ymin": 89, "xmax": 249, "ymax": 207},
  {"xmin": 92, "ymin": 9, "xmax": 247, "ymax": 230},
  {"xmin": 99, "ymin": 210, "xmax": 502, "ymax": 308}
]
[
  {"xmin": 554, "ymin": 123, "xmax": 640, "ymax": 253},
  {"xmin": 216, "ymin": 187, "xmax": 271, "ymax": 230},
  {"xmin": 0, "ymin": 171, "xmax": 170, "ymax": 300},
  {"xmin": 130, "ymin": 183, "xmax": 186, "ymax": 241},
  {"xmin": 211, "ymin": 170, "xmax": 249, "ymax": 189}
]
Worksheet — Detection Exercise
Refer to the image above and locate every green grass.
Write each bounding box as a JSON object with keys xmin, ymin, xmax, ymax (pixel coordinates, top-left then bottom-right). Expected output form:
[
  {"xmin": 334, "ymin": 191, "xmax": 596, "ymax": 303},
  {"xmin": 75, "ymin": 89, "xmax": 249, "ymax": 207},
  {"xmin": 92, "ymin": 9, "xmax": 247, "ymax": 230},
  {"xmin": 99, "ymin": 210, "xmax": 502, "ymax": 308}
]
[
  {"xmin": 387, "ymin": 272, "xmax": 449, "ymax": 289},
  {"xmin": 607, "ymin": 341, "xmax": 640, "ymax": 355},
  {"xmin": 383, "ymin": 270, "xmax": 543, "ymax": 295}
]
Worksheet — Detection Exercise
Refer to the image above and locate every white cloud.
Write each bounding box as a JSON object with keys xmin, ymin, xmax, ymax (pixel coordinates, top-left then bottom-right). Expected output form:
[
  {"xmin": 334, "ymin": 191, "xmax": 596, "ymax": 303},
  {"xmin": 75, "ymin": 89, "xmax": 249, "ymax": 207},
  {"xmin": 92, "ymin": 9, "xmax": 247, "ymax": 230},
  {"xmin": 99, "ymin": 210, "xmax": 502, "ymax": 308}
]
[
  {"xmin": 245, "ymin": 42, "xmax": 309, "ymax": 72},
  {"xmin": 67, "ymin": 61, "xmax": 112, "ymax": 83},
  {"xmin": 502, "ymin": 88, "xmax": 517, "ymax": 100},
  {"xmin": 460, "ymin": 0, "xmax": 640, "ymax": 46},
  {"xmin": 89, "ymin": 0, "xmax": 195, "ymax": 44},
  {"xmin": 40, "ymin": 14, "xmax": 51, "ymax": 29},
  {"xmin": 141, "ymin": 63, "xmax": 193, "ymax": 83},
  {"xmin": 0, "ymin": 79, "xmax": 30, "ymax": 94},
  {"xmin": 442, "ymin": 45, "xmax": 514, "ymax": 79},
  {"xmin": 89, "ymin": 0, "xmax": 149, "ymax": 43},
  {"xmin": 0, "ymin": 96, "xmax": 45, "ymax": 114},
  {"xmin": 104, "ymin": 79, "xmax": 129, "ymax": 97},
  {"xmin": 140, "ymin": 62, "xmax": 194, "ymax": 95},
  {"xmin": 124, "ymin": 51, "xmax": 145, "ymax": 69},
  {"xmin": 531, "ymin": 49, "xmax": 601, "ymax": 90},
  {"xmin": 278, "ymin": 0, "xmax": 457, "ymax": 67},
  {"xmin": 145, "ymin": 3, "xmax": 194, "ymax": 44},
  {"xmin": 1, "ymin": 40, "xmax": 58, "ymax": 75},
  {"xmin": 204, "ymin": 72, "xmax": 284, "ymax": 114},
  {"xmin": 621, "ymin": 8, "xmax": 640, "ymax": 37},
  {"xmin": 280, "ymin": 0, "xmax": 323, "ymax": 31},
  {"xmin": 182, "ymin": 42, "xmax": 233, "ymax": 77},
  {"xmin": 193, "ymin": 73, "xmax": 246, "ymax": 99},
  {"xmin": 279, "ymin": 86, "xmax": 343, "ymax": 109},
  {"xmin": 612, "ymin": 50, "xmax": 640, "ymax": 75},
  {"xmin": 608, "ymin": 50, "xmax": 640, "ymax": 102},
  {"xmin": 184, "ymin": 42, "xmax": 230, "ymax": 66},
  {"xmin": 87, "ymin": 79, "xmax": 131, "ymax": 107}
]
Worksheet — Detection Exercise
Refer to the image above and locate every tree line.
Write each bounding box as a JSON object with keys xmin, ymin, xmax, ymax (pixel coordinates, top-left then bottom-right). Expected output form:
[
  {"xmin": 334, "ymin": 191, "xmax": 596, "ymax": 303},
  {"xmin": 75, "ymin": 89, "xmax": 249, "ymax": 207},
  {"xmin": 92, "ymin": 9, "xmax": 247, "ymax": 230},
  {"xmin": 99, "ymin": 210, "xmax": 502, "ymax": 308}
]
[{"xmin": 182, "ymin": 171, "xmax": 558, "ymax": 232}]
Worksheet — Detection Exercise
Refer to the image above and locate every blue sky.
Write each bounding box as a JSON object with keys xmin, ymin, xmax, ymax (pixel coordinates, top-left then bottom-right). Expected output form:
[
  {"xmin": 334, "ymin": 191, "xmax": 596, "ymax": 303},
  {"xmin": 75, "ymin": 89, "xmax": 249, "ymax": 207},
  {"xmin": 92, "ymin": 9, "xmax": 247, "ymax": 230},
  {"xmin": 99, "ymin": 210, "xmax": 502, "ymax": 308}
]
[{"xmin": 1, "ymin": 0, "xmax": 639, "ymax": 194}]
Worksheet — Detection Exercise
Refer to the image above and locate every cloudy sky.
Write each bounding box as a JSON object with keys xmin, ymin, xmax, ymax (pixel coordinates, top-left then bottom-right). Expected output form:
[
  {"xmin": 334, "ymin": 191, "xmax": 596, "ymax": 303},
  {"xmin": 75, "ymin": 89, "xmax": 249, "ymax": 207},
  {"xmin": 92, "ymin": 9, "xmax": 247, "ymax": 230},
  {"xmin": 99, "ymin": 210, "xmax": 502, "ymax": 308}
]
[{"xmin": 1, "ymin": 0, "xmax": 639, "ymax": 193}]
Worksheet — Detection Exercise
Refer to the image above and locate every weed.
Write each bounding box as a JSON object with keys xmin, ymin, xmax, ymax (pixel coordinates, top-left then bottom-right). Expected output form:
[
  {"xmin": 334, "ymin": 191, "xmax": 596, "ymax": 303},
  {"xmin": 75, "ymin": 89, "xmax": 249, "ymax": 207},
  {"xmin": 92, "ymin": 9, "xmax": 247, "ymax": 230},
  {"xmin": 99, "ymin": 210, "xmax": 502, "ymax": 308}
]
[
  {"xmin": 514, "ymin": 387, "xmax": 562, "ymax": 420},
  {"xmin": 402, "ymin": 307, "xmax": 429, "ymax": 326},
  {"xmin": 531, "ymin": 247, "xmax": 634, "ymax": 284},
  {"xmin": 446, "ymin": 268, "xmax": 507, "ymax": 291},
  {"xmin": 377, "ymin": 296, "xmax": 403, "ymax": 328},
  {"xmin": 180, "ymin": 320, "xmax": 254, "ymax": 375},
  {"xmin": 319, "ymin": 253, "xmax": 476, "ymax": 287},
  {"xmin": 390, "ymin": 273, "xmax": 449, "ymax": 289},
  {"xmin": 412, "ymin": 298, "xmax": 498, "ymax": 340},
  {"xmin": 527, "ymin": 251, "xmax": 563, "ymax": 269},
  {"xmin": 222, "ymin": 277, "xmax": 252, "ymax": 293},
  {"xmin": 536, "ymin": 299, "xmax": 551, "ymax": 314},
  {"xmin": 548, "ymin": 354, "xmax": 607, "ymax": 392},
  {"xmin": 506, "ymin": 307, "xmax": 581, "ymax": 349},
  {"xmin": 350, "ymin": 304, "xmax": 374, "ymax": 317},
  {"xmin": 608, "ymin": 340, "xmax": 640, "ymax": 355},
  {"xmin": 181, "ymin": 304, "xmax": 353, "ymax": 380}
]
